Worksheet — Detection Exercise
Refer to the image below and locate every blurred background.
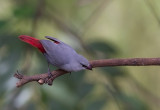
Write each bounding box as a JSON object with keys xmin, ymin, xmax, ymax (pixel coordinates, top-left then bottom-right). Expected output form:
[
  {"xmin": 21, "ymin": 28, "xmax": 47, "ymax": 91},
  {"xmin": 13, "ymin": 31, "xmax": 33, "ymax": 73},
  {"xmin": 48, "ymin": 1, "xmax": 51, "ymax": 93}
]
[{"xmin": 0, "ymin": 0, "xmax": 160, "ymax": 110}]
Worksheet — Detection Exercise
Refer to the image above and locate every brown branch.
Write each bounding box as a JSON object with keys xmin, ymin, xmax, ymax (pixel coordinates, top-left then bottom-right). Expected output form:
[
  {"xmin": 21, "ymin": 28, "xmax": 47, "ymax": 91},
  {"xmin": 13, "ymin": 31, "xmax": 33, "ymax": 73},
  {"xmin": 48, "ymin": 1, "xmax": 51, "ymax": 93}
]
[{"xmin": 14, "ymin": 58, "xmax": 160, "ymax": 87}]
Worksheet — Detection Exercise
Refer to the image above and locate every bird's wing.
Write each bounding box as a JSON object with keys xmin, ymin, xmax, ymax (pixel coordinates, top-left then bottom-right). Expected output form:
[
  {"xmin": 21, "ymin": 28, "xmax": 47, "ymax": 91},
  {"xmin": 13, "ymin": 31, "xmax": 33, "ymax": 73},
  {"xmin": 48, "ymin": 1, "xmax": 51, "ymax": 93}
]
[{"xmin": 40, "ymin": 40, "xmax": 78, "ymax": 67}]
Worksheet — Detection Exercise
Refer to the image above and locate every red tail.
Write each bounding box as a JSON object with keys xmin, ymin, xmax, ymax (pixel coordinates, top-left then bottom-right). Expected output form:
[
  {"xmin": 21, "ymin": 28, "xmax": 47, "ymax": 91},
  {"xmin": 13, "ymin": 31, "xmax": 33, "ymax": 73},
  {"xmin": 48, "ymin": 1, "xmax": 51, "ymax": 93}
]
[{"xmin": 19, "ymin": 35, "xmax": 46, "ymax": 53}]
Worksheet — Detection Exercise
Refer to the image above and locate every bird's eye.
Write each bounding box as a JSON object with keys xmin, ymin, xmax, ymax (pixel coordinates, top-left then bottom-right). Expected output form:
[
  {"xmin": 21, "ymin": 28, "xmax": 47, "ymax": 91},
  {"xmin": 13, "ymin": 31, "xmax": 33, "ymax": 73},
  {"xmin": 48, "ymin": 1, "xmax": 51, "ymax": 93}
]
[{"xmin": 81, "ymin": 64, "xmax": 87, "ymax": 68}]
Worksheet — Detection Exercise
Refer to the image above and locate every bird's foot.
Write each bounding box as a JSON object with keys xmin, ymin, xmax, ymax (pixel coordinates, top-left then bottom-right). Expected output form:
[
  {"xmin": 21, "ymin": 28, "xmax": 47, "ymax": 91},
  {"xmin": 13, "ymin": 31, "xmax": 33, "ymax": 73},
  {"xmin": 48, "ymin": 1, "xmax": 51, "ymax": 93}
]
[
  {"xmin": 44, "ymin": 72, "xmax": 54, "ymax": 85},
  {"xmin": 14, "ymin": 70, "xmax": 24, "ymax": 79}
]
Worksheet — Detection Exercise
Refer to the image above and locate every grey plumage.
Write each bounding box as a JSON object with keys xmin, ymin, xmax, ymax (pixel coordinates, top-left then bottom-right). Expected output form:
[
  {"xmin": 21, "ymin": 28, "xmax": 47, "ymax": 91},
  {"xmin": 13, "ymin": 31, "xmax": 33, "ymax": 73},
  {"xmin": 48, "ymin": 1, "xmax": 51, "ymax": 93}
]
[{"xmin": 40, "ymin": 36, "xmax": 92, "ymax": 72}]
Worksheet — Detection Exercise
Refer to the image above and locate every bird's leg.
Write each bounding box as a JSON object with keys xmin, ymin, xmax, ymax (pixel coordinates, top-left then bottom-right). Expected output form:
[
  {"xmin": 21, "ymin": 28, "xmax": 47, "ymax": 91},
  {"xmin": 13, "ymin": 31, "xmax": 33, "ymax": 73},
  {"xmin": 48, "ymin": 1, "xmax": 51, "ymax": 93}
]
[
  {"xmin": 44, "ymin": 62, "xmax": 54, "ymax": 85},
  {"xmin": 47, "ymin": 62, "xmax": 52, "ymax": 78}
]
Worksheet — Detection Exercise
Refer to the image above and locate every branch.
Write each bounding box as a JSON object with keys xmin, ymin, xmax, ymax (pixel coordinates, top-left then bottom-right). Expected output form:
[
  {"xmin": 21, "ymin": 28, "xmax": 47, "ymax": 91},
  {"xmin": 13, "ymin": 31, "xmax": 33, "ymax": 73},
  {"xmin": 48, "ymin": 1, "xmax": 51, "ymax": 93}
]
[{"xmin": 14, "ymin": 58, "xmax": 160, "ymax": 87}]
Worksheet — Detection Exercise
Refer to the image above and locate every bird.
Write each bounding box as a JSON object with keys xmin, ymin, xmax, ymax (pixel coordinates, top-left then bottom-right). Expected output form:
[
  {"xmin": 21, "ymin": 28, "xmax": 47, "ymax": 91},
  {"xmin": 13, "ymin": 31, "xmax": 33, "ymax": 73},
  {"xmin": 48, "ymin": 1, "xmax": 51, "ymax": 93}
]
[{"xmin": 19, "ymin": 35, "xmax": 92, "ymax": 78}]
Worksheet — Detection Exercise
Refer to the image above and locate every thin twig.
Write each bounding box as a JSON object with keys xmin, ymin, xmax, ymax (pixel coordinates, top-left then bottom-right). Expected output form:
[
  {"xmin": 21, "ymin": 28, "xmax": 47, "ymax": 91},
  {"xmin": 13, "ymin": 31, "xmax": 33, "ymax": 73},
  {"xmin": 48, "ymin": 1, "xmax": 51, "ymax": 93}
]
[{"xmin": 14, "ymin": 58, "xmax": 160, "ymax": 87}]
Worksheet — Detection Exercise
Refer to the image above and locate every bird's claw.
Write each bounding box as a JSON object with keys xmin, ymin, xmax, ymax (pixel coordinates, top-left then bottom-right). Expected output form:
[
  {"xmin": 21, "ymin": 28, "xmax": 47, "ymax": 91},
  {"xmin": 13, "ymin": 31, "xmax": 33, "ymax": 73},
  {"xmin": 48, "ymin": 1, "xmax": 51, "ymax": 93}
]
[
  {"xmin": 45, "ymin": 78, "xmax": 53, "ymax": 85},
  {"xmin": 14, "ymin": 70, "xmax": 24, "ymax": 79},
  {"xmin": 44, "ymin": 72, "xmax": 54, "ymax": 85}
]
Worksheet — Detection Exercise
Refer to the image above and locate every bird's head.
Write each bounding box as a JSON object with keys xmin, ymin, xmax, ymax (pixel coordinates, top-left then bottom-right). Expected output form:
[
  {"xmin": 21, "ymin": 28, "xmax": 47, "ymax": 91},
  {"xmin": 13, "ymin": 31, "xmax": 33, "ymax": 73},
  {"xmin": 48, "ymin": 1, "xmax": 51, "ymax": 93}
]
[{"xmin": 78, "ymin": 55, "xmax": 92, "ymax": 70}]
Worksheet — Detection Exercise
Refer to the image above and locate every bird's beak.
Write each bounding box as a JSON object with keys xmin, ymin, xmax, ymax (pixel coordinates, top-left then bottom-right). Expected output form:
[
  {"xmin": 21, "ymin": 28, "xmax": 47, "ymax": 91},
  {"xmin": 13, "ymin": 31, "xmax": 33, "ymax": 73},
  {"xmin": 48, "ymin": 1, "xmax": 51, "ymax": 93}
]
[{"xmin": 86, "ymin": 64, "xmax": 92, "ymax": 70}]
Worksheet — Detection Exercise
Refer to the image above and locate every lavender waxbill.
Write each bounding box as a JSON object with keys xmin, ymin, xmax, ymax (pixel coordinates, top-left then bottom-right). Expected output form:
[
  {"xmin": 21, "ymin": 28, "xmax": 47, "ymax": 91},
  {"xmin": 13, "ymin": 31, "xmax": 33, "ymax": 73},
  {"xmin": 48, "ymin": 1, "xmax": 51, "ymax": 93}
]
[{"xmin": 19, "ymin": 35, "xmax": 92, "ymax": 77}]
